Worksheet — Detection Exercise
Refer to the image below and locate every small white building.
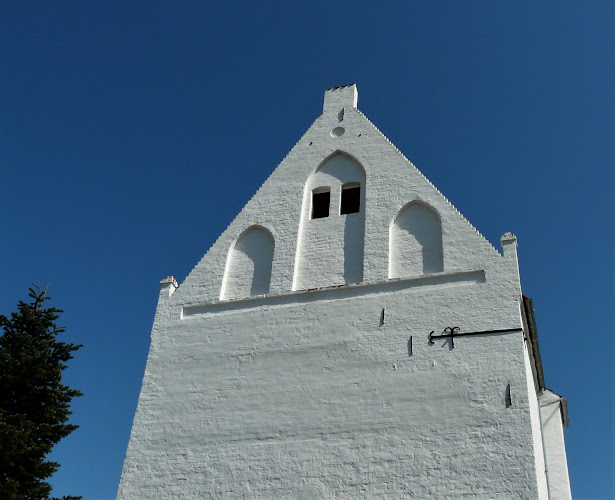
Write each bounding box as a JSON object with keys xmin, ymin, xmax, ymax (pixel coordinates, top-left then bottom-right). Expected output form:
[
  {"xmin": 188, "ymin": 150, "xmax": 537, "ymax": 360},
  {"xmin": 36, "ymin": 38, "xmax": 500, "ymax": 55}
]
[{"xmin": 118, "ymin": 85, "xmax": 571, "ymax": 499}]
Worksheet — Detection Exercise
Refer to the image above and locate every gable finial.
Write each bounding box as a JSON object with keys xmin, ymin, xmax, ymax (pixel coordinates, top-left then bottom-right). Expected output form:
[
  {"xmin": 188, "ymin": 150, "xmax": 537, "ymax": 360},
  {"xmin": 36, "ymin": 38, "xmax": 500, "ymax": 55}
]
[
  {"xmin": 160, "ymin": 275, "xmax": 178, "ymax": 297},
  {"xmin": 500, "ymin": 232, "xmax": 518, "ymax": 260},
  {"xmin": 323, "ymin": 84, "xmax": 358, "ymax": 113}
]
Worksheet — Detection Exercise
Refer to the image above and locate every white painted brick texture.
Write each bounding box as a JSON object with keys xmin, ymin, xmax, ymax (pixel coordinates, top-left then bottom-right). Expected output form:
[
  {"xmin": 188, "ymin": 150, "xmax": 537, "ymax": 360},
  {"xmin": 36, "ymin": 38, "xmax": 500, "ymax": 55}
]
[{"xmin": 118, "ymin": 85, "xmax": 548, "ymax": 499}]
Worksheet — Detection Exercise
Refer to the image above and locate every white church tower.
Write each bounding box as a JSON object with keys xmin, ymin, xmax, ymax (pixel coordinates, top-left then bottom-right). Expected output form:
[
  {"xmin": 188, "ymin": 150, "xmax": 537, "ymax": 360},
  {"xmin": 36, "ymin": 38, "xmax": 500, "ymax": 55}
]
[{"xmin": 118, "ymin": 85, "xmax": 571, "ymax": 499}]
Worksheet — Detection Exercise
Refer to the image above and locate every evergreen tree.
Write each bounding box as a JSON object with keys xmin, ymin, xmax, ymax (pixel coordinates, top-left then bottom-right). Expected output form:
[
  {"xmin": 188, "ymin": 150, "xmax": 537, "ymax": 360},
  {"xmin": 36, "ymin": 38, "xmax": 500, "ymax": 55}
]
[{"xmin": 0, "ymin": 284, "xmax": 82, "ymax": 500}]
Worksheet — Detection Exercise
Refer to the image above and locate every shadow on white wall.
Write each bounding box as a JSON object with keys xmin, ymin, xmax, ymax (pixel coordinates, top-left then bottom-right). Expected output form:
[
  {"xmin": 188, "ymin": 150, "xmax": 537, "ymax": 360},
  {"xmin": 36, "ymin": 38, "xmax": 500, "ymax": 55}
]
[
  {"xmin": 293, "ymin": 152, "xmax": 366, "ymax": 290},
  {"xmin": 390, "ymin": 201, "xmax": 443, "ymax": 278},
  {"xmin": 221, "ymin": 225, "xmax": 275, "ymax": 300}
]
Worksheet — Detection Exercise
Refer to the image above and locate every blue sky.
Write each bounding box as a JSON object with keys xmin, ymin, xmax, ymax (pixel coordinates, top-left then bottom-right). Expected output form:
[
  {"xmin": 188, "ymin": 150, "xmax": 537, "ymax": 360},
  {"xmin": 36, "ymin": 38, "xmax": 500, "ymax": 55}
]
[{"xmin": 1, "ymin": 2, "xmax": 613, "ymax": 498}]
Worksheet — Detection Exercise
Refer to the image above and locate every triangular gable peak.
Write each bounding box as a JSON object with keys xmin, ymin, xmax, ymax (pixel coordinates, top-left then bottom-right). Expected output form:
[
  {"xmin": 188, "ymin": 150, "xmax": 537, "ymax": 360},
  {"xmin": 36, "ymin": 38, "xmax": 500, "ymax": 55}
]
[{"xmin": 173, "ymin": 84, "xmax": 511, "ymax": 309}]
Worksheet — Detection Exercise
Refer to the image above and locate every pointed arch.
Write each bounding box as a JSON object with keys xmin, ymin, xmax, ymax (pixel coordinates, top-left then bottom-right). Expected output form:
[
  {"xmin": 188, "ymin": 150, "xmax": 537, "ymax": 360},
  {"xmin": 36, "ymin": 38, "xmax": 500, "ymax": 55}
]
[
  {"xmin": 389, "ymin": 201, "xmax": 443, "ymax": 278},
  {"xmin": 221, "ymin": 225, "xmax": 275, "ymax": 300},
  {"xmin": 293, "ymin": 151, "xmax": 366, "ymax": 290}
]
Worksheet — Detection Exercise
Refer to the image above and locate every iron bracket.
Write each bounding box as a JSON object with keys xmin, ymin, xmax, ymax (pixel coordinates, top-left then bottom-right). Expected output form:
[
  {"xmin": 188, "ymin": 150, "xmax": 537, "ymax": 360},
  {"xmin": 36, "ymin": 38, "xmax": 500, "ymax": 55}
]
[{"xmin": 428, "ymin": 326, "xmax": 522, "ymax": 348}]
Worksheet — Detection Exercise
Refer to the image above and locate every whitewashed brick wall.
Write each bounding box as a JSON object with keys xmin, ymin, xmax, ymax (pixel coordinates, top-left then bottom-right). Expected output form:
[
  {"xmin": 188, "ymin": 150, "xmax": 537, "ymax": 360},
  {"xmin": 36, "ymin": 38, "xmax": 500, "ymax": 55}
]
[{"xmin": 118, "ymin": 85, "xmax": 552, "ymax": 499}]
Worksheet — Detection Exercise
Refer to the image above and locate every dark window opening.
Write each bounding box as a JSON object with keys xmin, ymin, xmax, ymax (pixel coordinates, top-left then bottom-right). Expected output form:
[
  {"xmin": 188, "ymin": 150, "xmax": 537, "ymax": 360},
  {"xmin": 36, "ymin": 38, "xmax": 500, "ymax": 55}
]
[
  {"xmin": 340, "ymin": 185, "xmax": 360, "ymax": 215},
  {"xmin": 312, "ymin": 190, "xmax": 330, "ymax": 219}
]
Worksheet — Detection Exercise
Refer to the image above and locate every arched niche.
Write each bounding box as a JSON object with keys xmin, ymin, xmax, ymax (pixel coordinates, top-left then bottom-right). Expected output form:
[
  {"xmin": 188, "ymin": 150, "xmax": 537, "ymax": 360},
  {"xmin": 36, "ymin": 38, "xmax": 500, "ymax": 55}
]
[
  {"xmin": 293, "ymin": 152, "xmax": 366, "ymax": 290},
  {"xmin": 389, "ymin": 201, "xmax": 443, "ymax": 279},
  {"xmin": 221, "ymin": 225, "xmax": 275, "ymax": 300}
]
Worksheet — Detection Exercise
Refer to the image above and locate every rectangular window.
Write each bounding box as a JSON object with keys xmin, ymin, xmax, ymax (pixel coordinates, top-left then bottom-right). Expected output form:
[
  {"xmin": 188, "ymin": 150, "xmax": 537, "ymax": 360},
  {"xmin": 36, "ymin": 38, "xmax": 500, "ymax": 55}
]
[
  {"xmin": 312, "ymin": 190, "xmax": 330, "ymax": 219},
  {"xmin": 340, "ymin": 185, "xmax": 360, "ymax": 215}
]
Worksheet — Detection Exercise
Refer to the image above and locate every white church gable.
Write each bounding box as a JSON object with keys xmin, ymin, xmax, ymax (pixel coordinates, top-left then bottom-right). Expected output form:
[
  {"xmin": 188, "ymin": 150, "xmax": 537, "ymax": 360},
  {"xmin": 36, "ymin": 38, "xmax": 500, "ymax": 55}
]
[
  {"xmin": 177, "ymin": 84, "xmax": 501, "ymax": 307},
  {"xmin": 118, "ymin": 84, "xmax": 570, "ymax": 500}
]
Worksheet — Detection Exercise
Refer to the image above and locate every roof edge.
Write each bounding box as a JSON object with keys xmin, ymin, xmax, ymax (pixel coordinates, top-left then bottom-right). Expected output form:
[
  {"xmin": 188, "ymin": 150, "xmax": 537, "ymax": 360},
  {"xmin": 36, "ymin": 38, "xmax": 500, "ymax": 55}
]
[
  {"xmin": 356, "ymin": 109, "xmax": 500, "ymax": 255},
  {"xmin": 541, "ymin": 388, "xmax": 570, "ymax": 428},
  {"xmin": 522, "ymin": 295, "xmax": 546, "ymax": 391}
]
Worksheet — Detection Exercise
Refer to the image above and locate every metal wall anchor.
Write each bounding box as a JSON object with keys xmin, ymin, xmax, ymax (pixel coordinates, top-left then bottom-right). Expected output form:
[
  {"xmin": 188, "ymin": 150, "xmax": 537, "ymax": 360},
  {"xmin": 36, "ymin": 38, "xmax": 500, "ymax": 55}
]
[{"xmin": 428, "ymin": 326, "xmax": 522, "ymax": 348}]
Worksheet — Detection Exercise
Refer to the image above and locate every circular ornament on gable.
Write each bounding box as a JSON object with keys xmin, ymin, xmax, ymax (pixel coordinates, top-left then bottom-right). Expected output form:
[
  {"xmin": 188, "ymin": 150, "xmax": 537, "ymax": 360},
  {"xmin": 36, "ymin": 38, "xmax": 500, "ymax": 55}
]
[{"xmin": 330, "ymin": 127, "xmax": 345, "ymax": 137}]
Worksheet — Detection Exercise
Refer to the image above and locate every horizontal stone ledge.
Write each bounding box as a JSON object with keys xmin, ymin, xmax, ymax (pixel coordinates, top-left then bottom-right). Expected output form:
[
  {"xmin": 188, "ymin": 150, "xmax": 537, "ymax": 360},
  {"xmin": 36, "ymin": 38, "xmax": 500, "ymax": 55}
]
[{"xmin": 182, "ymin": 269, "xmax": 486, "ymax": 319}]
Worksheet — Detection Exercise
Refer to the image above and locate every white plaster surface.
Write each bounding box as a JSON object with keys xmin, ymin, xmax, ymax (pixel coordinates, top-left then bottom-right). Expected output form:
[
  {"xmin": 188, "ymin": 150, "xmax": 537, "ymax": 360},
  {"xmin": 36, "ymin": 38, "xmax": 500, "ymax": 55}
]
[
  {"xmin": 294, "ymin": 152, "xmax": 366, "ymax": 290},
  {"xmin": 540, "ymin": 390, "xmax": 572, "ymax": 500},
  {"xmin": 118, "ymin": 85, "xmax": 568, "ymax": 499},
  {"xmin": 221, "ymin": 225, "xmax": 275, "ymax": 300},
  {"xmin": 523, "ymin": 334, "xmax": 549, "ymax": 500},
  {"xmin": 390, "ymin": 201, "xmax": 444, "ymax": 278}
]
